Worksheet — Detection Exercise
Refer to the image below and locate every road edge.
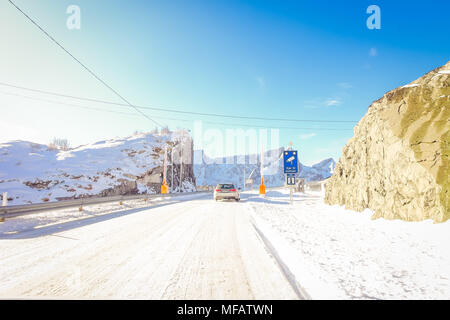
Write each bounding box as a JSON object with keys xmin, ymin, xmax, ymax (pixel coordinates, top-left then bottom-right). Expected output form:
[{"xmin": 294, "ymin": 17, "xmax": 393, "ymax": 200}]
[{"xmin": 251, "ymin": 218, "xmax": 312, "ymax": 300}]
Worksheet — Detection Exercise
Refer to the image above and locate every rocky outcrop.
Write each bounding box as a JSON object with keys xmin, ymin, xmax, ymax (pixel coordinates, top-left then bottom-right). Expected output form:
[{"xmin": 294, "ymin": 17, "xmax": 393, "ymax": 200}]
[
  {"xmin": 98, "ymin": 179, "xmax": 139, "ymax": 197},
  {"xmin": 0, "ymin": 130, "xmax": 196, "ymax": 204},
  {"xmin": 325, "ymin": 61, "xmax": 449, "ymax": 222}
]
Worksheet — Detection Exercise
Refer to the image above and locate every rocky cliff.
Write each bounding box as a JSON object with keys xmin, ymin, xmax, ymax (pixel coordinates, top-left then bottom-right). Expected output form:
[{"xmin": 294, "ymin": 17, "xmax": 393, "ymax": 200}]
[{"xmin": 325, "ymin": 61, "xmax": 449, "ymax": 222}]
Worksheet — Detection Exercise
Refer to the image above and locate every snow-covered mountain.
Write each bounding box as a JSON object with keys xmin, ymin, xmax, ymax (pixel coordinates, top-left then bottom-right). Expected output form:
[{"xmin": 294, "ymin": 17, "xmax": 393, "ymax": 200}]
[
  {"xmin": 0, "ymin": 130, "xmax": 195, "ymax": 204},
  {"xmin": 301, "ymin": 158, "xmax": 336, "ymax": 182},
  {"xmin": 0, "ymin": 130, "xmax": 335, "ymax": 205},
  {"xmin": 194, "ymin": 148, "xmax": 335, "ymax": 188}
]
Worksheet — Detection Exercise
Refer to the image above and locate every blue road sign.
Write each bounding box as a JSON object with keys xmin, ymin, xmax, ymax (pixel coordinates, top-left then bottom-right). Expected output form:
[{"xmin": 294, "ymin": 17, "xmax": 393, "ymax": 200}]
[
  {"xmin": 286, "ymin": 173, "xmax": 296, "ymax": 185},
  {"xmin": 283, "ymin": 150, "xmax": 298, "ymax": 173}
]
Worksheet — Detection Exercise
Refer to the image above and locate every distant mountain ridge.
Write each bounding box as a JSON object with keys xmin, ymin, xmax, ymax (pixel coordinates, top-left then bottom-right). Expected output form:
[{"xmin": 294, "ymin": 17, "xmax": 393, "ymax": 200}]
[
  {"xmin": 194, "ymin": 148, "xmax": 335, "ymax": 187},
  {"xmin": 0, "ymin": 132, "xmax": 335, "ymax": 204}
]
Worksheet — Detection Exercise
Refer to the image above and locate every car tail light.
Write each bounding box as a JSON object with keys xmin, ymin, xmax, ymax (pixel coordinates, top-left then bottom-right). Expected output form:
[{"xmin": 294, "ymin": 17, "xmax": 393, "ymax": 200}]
[
  {"xmin": 230, "ymin": 189, "xmax": 236, "ymax": 191},
  {"xmin": 215, "ymin": 189, "xmax": 221, "ymax": 192}
]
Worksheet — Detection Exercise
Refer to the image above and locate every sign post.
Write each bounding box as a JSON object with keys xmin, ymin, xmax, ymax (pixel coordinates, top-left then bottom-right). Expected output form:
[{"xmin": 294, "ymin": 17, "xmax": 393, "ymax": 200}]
[{"xmin": 284, "ymin": 150, "xmax": 298, "ymax": 204}]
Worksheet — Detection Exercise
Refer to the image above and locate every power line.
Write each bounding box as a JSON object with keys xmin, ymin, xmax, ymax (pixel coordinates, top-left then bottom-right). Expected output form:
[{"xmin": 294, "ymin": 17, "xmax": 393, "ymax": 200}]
[
  {"xmin": 0, "ymin": 90, "xmax": 136, "ymax": 117},
  {"xmin": 7, "ymin": 0, "xmax": 163, "ymax": 128},
  {"xmin": 0, "ymin": 81, "xmax": 358, "ymax": 124},
  {"xmin": 0, "ymin": 90, "xmax": 354, "ymax": 131},
  {"xmin": 7, "ymin": 1, "xmax": 358, "ymax": 127}
]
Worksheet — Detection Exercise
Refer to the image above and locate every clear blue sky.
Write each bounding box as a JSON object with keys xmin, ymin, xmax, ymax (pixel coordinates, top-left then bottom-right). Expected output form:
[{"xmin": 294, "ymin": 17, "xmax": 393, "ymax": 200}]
[{"xmin": 0, "ymin": 0, "xmax": 449, "ymax": 165}]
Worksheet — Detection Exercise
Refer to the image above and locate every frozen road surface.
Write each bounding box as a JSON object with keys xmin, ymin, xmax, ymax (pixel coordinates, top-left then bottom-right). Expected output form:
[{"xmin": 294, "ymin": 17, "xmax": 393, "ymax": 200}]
[{"xmin": 0, "ymin": 193, "xmax": 298, "ymax": 299}]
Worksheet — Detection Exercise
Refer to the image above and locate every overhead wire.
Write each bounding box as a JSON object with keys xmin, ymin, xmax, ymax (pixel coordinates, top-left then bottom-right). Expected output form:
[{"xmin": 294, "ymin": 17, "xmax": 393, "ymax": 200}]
[
  {"xmin": 0, "ymin": 81, "xmax": 358, "ymax": 124},
  {"xmin": 6, "ymin": 0, "xmax": 358, "ymax": 131},
  {"xmin": 7, "ymin": 0, "xmax": 163, "ymax": 128},
  {"xmin": 0, "ymin": 90, "xmax": 355, "ymax": 131}
]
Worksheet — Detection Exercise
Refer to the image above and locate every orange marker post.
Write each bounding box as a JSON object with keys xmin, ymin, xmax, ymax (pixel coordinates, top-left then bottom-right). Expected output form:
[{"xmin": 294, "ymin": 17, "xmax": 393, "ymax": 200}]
[
  {"xmin": 161, "ymin": 180, "xmax": 168, "ymax": 194},
  {"xmin": 259, "ymin": 177, "xmax": 266, "ymax": 195},
  {"xmin": 259, "ymin": 144, "xmax": 266, "ymax": 195},
  {"xmin": 161, "ymin": 146, "xmax": 169, "ymax": 194}
]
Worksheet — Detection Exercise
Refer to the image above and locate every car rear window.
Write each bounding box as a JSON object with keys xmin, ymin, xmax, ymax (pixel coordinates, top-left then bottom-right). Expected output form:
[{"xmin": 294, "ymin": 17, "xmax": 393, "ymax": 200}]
[{"xmin": 217, "ymin": 184, "xmax": 234, "ymax": 189}]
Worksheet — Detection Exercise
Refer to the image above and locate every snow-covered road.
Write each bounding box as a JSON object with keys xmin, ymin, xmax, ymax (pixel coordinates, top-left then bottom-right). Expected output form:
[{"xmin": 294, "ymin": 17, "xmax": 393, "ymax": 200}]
[
  {"xmin": 1, "ymin": 189, "xmax": 449, "ymax": 300},
  {"xmin": 0, "ymin": 193, "xmax": 298, "ymax": 299}
]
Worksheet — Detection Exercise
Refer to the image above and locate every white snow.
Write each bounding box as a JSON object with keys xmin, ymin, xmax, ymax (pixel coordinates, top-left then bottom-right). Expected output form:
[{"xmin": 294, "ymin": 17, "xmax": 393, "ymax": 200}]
[
  {"xmin": 0, "ymin": 130, "xmax": 193, "ymax": 204},
  {"xmin": 1, "ymin": 187, "xmax": 448, "ymax": 299},
  {"xmin": 0, "ymin": 192, "xmax": 206, "ymax": 236},
  {"xmin": 431, "ymin": 69, "xmax": 450, "ymax": 79},
  {"xmin": 401, "ymin": 83, "xmax": 420, "ymax": 88},
  {"xmin": 0, "ymin": 192, "xmax": 297, "ymax": 299},
  {"xmin": 249, "ymin": 188, "xmax": 450, "ymax": 300}
]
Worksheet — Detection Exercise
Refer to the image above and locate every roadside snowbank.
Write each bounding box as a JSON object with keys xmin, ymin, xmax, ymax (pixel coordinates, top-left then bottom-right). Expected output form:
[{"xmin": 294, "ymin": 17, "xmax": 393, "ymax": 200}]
[
  {"xmin": 0, "ymin": 192, "xmax": 208, "ymax": 236},
  {"xmin": 249, "ymin": 189, "xmax": 450, "ymax": 299}
]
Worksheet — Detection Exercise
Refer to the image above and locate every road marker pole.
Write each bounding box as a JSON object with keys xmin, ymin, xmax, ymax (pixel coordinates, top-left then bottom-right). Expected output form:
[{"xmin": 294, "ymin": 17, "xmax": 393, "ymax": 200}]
[
  {"xmin": 171, "ymin": 145, "xmax": 174, "ymax": 192},
  {"xmin": 79, "ymin": 195, "xmax": 83, "ymax": 212},
  {"xmin": 259, "ymin": 177, "xmax": 266, "ymax": 195},
  {"xmin": 0, "ymin": 193, "xmax": 5, "ymax": 222},
  {"xmin": 2, "ymin": 192, "xmax": 7, "ymax": 207},
  {"xmin": 161, "ymin": 145, "xmax": 169, "ymax": 194},
  {"xmin": 259, "ymin": 145, "xmax": 266, "ymax": 195}
]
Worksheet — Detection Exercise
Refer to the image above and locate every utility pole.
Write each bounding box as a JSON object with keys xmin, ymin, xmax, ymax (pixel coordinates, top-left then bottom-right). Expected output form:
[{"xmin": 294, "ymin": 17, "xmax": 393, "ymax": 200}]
[
  {"xmin": 243, "ymin": 166, "xmax": 246, "ymax": 191},
  {"xmin": 161, "ymin": 145, "xmax": 168, "ymax": 194},
  {"xmin": 180, "ymin": 140, "xmax": 183, "ymax": 192},
  {"xmin": 171, "ymin": 145, "xmax": 174, "ymax": 192},
  {"xmin": 259, "ymin": 144, "xmax": 266, "ymax": 195}
]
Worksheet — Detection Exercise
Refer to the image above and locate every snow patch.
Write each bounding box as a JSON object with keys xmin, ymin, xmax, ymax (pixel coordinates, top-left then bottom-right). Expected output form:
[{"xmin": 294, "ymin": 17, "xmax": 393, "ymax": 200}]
[
  {"xmin": 250, "ymin": 188, "xmax": 450, "ymax": 299},
  {"xmin": 402, "ymin": 83, "xmax": 420, "ymax": 88}
]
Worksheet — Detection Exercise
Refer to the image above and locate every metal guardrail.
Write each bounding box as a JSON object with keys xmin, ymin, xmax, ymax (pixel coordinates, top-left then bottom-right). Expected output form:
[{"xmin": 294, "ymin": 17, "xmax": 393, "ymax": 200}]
[{"xmin": 0, "ymin": 191, "xmax": 210, "ymax": 218}]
